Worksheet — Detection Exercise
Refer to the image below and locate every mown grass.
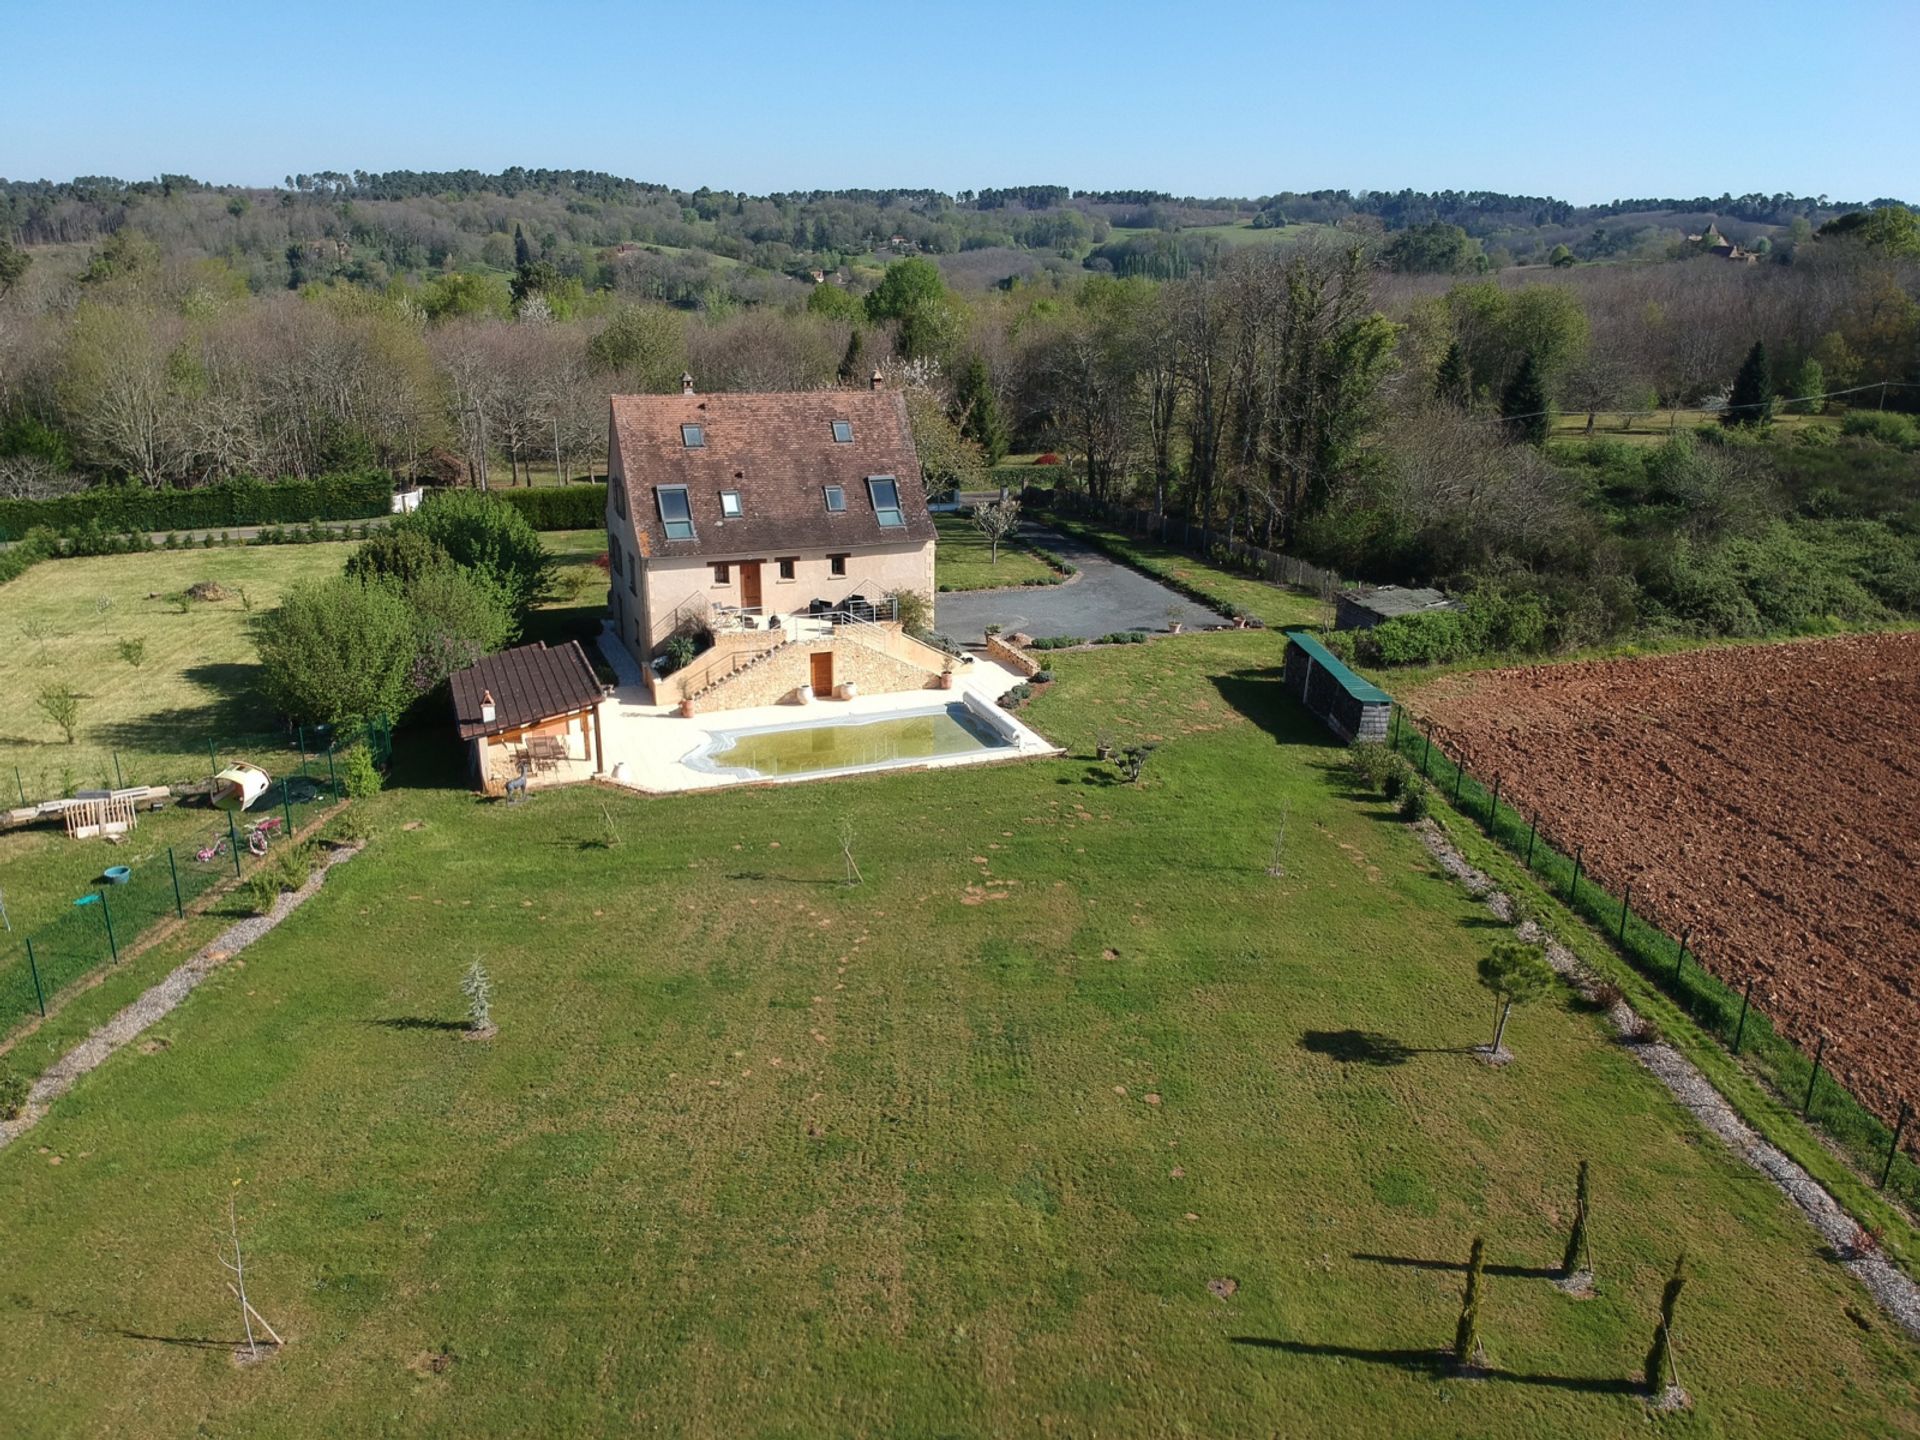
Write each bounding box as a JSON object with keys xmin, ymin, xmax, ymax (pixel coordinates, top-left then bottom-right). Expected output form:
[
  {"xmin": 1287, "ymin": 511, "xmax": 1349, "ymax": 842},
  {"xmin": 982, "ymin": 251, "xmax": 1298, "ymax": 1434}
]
[
  {"xmin": 0, "ymin": 544, "xmax": 359, "ymax": 796},
  {"xmin": 933, "ymin": 515, "xmax": 1057, "ymax": 591},
  {"xmin": 1, "ymin": 622, "xmax": 1914, "ymax": 1436}
]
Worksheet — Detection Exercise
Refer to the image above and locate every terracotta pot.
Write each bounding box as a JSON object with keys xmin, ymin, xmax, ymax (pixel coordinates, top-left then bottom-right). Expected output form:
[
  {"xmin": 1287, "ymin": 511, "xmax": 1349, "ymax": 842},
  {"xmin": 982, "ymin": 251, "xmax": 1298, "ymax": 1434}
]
[
  {"xmin": 679, "ymin": 698, "xmax": 695, "ymax": 718},
  {"xmin": 938, "ymin": 671, "xmax": 955, "ymax": 689}
]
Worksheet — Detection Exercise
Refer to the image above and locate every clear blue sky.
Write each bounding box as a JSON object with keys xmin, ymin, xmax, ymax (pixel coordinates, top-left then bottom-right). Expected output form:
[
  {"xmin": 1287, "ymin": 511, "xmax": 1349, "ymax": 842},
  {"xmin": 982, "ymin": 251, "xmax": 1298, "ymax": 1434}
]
[{"xmin": 4, "ymin": 0, "xmax": 1916, "ymax": 203}]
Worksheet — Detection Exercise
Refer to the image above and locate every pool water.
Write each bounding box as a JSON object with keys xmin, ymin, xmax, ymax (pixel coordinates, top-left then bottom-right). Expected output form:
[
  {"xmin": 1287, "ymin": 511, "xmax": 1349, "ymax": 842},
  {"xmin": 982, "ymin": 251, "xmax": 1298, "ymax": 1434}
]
[{"xmin": 689, "ymin": 703, "xmax": 1011, "ymax": 780}]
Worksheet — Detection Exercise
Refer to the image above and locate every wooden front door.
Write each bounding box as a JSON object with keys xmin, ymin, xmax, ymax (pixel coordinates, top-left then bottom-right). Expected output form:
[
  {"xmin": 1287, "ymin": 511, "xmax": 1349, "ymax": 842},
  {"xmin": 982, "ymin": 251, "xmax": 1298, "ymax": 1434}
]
[
  {"xmin": 740, "ymin": 561, "xmax": 763, "ymax": 611},
  {"xmin": 810, "ymin": 651, "xmax": 834, "ymax": 695}
]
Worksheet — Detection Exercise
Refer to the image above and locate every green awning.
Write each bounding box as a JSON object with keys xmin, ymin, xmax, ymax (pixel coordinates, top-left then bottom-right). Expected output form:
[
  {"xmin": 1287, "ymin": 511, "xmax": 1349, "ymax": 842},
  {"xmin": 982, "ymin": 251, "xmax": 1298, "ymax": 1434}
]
[{"xmin": 1284, "ymin": 630, "xmax": 1392, "ymax": 705}]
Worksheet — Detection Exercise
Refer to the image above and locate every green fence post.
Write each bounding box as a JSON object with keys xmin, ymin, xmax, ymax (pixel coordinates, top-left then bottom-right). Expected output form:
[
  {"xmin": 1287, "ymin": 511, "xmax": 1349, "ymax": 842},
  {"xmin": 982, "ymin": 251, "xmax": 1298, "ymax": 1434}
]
[
  {"xmin": 209, "ymin": 739, "xmax": 219, "ymax": 784},
  {"xmin": 1884, "ymin": 1104, "xmax": 1912, "ymax": 1190},
  {"xmin": 228, "ymin": 811, "xmax": 242, "ymax": 877},
  {"xmin": 168, "ymin": 845, "xmax": 184, "ymax": 918},
  {"xmin": 298, "ymin": 726, "xmax": 308, "ymax": 766},
  {"xmin": 1421, "ymin": 724, "xmax": 1433, "ymax": 778},
  {"xmin": 13, "ymin": 765, "xmax": 24, "ymax": 806},
  {"xmin": 99, "ymin": 888, "xmax": 118, "ymax": 962},
  {"xmin": 1525, "ymin": 811, "xmax": 1539, "ymax": 870},
  {"xmin": 113, "ymin": 751, "xmax": 124, "ymax": 789},
  {"xmin": 1673, "ymin": 929, "xmax": 1690, "ymax": 984},
  {"xmin": 25, "ymin": 936, "xmax": 46, "ymax": 1017},
  {"xmin": 1569, "ymin": 846, "xmax": 1583, "ymax": 904},
  {"xmin": 283, "ymin": 778, "xmax": 295, "ymax": 835},
  {"xmin": 327, "ymin": 745, "xmax": 339, "ymax": 798},
  {"xmin": 1452, "ymin": 750, "xmax": 1466, "ymax": 803},
  {"xmin": 1488, "ymin": 773, "xmax": 1501, "ymax": 827},
  {"xmin": 1732, "ymin": 975, "xmax": 1753, "ymax": 1054},
  {"xmin": 1803, "ymin": 1036, "xmax": 1826, "ymax": 1117},
  {"xmin": 1618, "ymin": 883, "xmax": 1631, "ymax": 942}
]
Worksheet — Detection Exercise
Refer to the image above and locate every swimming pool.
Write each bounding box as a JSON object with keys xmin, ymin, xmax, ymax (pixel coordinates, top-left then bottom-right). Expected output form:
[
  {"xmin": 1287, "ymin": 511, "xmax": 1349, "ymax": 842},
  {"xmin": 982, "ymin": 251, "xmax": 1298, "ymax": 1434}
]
[{"xmin": 684, "ymin": 700, "xmax": 1015, "ymax": 781}]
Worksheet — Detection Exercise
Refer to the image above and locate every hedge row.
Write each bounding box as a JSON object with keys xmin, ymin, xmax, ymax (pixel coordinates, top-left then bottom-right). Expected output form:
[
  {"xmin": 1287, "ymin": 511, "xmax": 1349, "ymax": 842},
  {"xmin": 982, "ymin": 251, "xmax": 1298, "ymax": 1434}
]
[
  {"xmin": 0, "ymin": 472, "xmax": 393, "ymax": 540},
  {"xmin": 486, "ymin": 483, "xmax": 608, "ymax": 530}
]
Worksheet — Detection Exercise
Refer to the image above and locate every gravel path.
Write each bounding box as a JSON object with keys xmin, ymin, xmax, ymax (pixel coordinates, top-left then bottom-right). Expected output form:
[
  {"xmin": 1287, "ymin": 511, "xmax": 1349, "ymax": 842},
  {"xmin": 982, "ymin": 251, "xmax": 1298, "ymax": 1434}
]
[
  {"xmin": 1417, "ymin": 820, "xmax": 1920, "ymax": 1340},
  {"xmin": 0, "ymin": 841, "xmax": 361, "ymax": 1152}
]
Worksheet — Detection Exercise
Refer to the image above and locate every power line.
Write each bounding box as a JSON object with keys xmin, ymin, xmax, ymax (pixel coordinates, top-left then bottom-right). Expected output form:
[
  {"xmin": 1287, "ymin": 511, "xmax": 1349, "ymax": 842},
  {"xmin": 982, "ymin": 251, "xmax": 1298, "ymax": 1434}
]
[{"xmin": 1476, "ymin": 378, "xmax": 1920, "ymax": 427}]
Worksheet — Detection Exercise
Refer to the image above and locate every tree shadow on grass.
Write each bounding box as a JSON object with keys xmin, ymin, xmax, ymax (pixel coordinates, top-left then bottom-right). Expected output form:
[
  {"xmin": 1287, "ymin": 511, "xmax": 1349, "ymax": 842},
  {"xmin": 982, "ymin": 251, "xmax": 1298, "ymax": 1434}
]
[
  {"xmin": 369, "ymin": 1017, "xmax": 468, "ymax": 1032},
  {"xmin": 89, "ymin": 664, "xmax": 270, "ymax": 753},
  {"xmin": 1298, "ymin": 1029, "xmax": 1477, "ymax": 1066},
  {"xmin": 724, "ymin": 870, "xmax": 839, "ymax": 887},
  {"xmin": 1350, "ymin": 1251, "xmax": 1564, "ymax": 1280},
  {"xmin": 37, "ymin": 1305, "xmax": 243, "ymax": 1351},
  {"xmin": 1229, "ymin": 1337, "xmax": 1640, "ymax": 1394}
]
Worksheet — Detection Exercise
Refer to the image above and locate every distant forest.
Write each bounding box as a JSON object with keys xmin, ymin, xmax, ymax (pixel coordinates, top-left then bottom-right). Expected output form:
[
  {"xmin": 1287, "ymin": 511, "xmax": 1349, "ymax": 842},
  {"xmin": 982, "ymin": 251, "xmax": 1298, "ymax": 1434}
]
[{"xmin": 3, "ymin": 167, "xmax": 1918, "ymax": 664}]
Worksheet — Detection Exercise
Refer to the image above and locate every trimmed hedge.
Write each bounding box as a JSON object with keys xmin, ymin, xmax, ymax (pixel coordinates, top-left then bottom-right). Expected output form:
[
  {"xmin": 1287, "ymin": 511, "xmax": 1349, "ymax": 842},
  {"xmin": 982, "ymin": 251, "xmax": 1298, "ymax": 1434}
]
[
  {"xmin": 0, "ymin": 472, "xmax": 392, "ymax": 541},
  {"xmin": 488, "ymin": 483, "xmax": 608, "ymax": 530}
]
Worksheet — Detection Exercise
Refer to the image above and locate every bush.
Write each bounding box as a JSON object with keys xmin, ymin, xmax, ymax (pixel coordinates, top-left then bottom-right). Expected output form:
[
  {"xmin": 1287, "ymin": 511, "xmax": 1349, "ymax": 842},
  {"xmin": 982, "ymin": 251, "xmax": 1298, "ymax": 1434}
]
[
  {"xmin": 1000, "ymin": 682, "xmax": 1034, "ymax": 708},
  {"xmin": 1029, "ymin": 635, "xmax": 1084, "ymax": 650},
  {"xmin": 336, "ymin": 742, "xmax": 383, "ymax": 798},
  {"xmin": 391, "ymin": 489, "xmax": 552, "ymax": 614},
  {"xmin": 887, "ymin": 587, "xmax": 932, "ymax": 636},
  {"xmin": 0, "ymin": 525, "xmax": 56, "ymax": 587},
  {"xmin": 1398, "ymin": 780, "xmax": 1432, "ymax": 821},
  {"xmin": 345, "ymin": 528, "xmax": 453, "ymax": 587},
  {"xmin": 1094, "ymin": 630, "xmax": 1149, "ymax": 645},
  {"xmin": 0, "ymin": 1068, "xmax": 28, "ymax": 1120},
  {"xmin": 1381, "ymin": 755, "xmax": 1412, "ymax": 801},
  {"xmin": 243, "ymin": 842, "xmax": 315, "ymax": 916},
  {"xmin": 1346, "ymin": 743, "xmax": 1396, "ymax": 791},
  {"xmin": 1841, "ymin": 411, "xmax": 1920, "ymax": 451},
  {"xmin": 1031, "ymin": 669, "xmax": 1056, "ymax": 685},
  {"xmin": 0, "ymin": 471, "xmax": 391, "ymax": 542},
  {"xmin": 257, "ymin": 577, "xmax": 419, "ymax": 725},
  {"xmin": 489, "ymin": 483, "xmax": 609, "ymax": 530}
]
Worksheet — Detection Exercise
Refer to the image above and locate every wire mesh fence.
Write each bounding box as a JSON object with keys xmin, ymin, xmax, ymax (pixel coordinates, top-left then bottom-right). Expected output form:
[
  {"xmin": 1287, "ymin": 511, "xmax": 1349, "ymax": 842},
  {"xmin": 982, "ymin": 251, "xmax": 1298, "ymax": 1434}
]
[
  {"xmin": 0, "ymin": 718, "xmax": 388, "ymax": 1039},
  {"xmin": 1387, "ymin": 704, "xmax": 1919, "ymax": 1211}
]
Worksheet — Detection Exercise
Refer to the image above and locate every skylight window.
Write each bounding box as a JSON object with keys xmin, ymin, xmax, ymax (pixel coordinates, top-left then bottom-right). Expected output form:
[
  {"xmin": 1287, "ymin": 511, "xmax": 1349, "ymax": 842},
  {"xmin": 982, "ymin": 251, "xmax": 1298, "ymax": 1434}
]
[
  {"xmin": 719, "ymin": 490, "xmax": 742, "ymax": 518},
  {"xmin": 831, "ymin": 420, "xmax": 854, "ymax": 444},
  {"xmin": 681, "ymin": 423, "xmax": 705, "ymax": 448},
  {"xmin": 867, "ymin": 475, "xmax": 904, "ymax": 528},
  {"xmin": 823, "ymin": 484, "xmax": 846, "ymax": 512},
  {"xmin": 656, "ymin": 485, "xmax": 696, "ymax": 541}
]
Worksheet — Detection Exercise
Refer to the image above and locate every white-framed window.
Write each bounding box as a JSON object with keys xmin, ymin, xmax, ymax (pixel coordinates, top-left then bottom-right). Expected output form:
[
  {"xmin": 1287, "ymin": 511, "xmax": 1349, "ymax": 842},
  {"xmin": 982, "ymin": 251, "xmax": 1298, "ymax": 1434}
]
[
  {"xmin": 823, "ymin": 484, "xmax": 846, "ymax": 512},
  {"xmin": 867, "ymin": 475, "xmax": 904, "ymax": 527},
  {"xmin": 681, "ymin": 423, "xmax": 705, "ymax": 448},
  {"xmin": 656, "ymin": 485, "xmax": 695, "ymax": 541},
  {"xmin": 831, "ymin": 420, "xmax": 854, "ymax": 444},
  {"xmin": 720, "ymin": 490, "xmax": 742, "ymax": 518}
]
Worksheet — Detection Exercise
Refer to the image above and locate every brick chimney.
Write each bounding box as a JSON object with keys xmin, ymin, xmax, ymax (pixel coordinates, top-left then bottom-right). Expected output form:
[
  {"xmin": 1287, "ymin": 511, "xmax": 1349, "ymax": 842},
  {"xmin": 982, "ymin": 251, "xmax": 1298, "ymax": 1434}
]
[
  {"xmin": 681, "ymin": 372, "xmax": 696, "ymax": 396},
  {"xmin": 869, "ymin": 368, "xmax": 884, "ymax": 391}
]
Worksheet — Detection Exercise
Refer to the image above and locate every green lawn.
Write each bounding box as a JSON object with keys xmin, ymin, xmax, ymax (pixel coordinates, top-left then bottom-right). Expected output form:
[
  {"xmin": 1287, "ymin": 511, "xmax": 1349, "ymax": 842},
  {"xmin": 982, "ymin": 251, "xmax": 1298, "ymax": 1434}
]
[
  {"xmin": 934, "ymin": 515, "xmax": 1058, "ymax": 591},
  {"xmin": 0, "ymin": 544, "xmax": 361, "ymax": 799},
  {"xmin": 2, "ymin": 620, "xmax": 1914, "ymax": 1434}
]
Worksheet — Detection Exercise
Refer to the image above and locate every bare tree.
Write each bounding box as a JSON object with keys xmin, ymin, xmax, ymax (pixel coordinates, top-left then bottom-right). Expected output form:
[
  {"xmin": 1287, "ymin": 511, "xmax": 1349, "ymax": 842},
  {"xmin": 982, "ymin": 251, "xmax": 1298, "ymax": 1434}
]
[
  {"xmin": 971, "ymin": 495, "xmax": 1021, "ymax": 563},
  {"xmin": 219, "ymin": 1191, "xmax": 282, "ymax": 1359}
]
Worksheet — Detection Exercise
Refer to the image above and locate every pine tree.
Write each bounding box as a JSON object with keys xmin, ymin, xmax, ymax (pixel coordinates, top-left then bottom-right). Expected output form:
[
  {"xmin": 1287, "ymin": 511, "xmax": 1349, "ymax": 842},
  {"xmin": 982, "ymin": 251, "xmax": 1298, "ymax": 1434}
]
[
  {"xmin": 1724, "ymin": 341, "xmax": 1775, "ymax": 427},
  {"xmin": 1561, "ymin": 1159, "xmax": 1592, "ymax": 1278},
  {"xmin": 1434, "ymin": 340, "xmax": 1472, "ymax": 410},
  {"xmin": 513, "ymin": 223, "xmax": 533, "ymax": 270},
  {"xmin": 954, "ymin": 355, "xmax": 1009, "ymax": 463},
  {"xmin": 837, "ymin": 329, "xmax": 865, "ymax": 387},
  {"xmin": 1453, "ymin": 1235, "xmax": 1487, "ymax": 1367},
  {"xmin": 1643, "ymin": 1252, "xmax": 1688, "ymax": 1395},
  {"xmin": 1501, "ymin": 353, "xmax": 1550, "ymax": 445}
]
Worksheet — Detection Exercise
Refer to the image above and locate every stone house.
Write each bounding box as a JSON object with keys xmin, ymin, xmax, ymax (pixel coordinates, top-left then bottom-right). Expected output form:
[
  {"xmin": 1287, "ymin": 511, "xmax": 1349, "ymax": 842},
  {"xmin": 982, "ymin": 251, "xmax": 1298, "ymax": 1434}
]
[
  {"xmin": 604, "ymin": 378, "xmax": 949, "ymax": 711},
  {"xmin": 448, "ymin": 640, "xmax": 607, "ymax": 794}
]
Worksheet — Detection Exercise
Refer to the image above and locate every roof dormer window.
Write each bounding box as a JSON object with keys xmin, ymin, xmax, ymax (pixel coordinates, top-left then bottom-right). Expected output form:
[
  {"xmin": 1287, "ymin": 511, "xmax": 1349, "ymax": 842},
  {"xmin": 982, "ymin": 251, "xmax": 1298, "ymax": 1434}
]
[
  {"xmin": 719, "ymin": 490, "xmax": 742, "ymax": 518},
  {"xmin": 656, "ymin": 485, "xmax": 696, "ymax": 540},
  {"xmin": 681, "ymin": 423, "xmax": 705, "ymax": 448},
  {"xmin": 823, "ymin": 484, "xmax": 846, "ymax": 512},
  {"xmin": 867, "ymin": 475, "xmax": 904, "ymax": 528},
  {"xmin": 831, "ymin": 420, "xmax": 854, "ymax": 444}
]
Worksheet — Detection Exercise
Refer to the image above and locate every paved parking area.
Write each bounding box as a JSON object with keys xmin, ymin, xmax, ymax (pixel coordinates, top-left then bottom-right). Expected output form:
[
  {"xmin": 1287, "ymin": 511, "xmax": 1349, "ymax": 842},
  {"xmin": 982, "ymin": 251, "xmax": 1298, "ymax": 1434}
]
[{"xmin": 934, "ymin": 528, "xmax": 1216, "ymax": 641}]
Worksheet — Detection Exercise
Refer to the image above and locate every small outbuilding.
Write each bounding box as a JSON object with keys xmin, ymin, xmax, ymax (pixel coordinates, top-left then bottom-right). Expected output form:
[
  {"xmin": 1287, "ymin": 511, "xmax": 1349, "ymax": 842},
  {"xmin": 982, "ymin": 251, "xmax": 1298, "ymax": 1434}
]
[
  {"xmin": 449, "ymin": 641, "xmax": 608, "ymax": 795},
  {"xmin": 1334, "ymin": 585, "xmax": 1462, "ymax": 631},
  {"xmin": 1282, "ymin": 630, "xmax": 1392, "ymax": 744}
]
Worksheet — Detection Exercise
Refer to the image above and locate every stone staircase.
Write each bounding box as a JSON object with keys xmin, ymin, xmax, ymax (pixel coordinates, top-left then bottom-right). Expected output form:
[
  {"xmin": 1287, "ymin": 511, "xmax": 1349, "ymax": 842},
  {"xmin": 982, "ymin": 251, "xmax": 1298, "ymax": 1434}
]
[{"xmin": 683, "ymin": 637, "xmax": 800, "ymax": 706}]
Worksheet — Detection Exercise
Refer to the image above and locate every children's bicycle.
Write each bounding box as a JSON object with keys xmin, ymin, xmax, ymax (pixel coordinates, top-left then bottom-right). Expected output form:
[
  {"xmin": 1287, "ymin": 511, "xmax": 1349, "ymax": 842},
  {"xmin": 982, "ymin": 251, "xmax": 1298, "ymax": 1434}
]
[
  {"xmin": 195, "ymin": 833, "xmax": 229, "ymax": 864},
  {"xmin": 244, "ymin": 816, "xmax": 284, "ymax": 856}
]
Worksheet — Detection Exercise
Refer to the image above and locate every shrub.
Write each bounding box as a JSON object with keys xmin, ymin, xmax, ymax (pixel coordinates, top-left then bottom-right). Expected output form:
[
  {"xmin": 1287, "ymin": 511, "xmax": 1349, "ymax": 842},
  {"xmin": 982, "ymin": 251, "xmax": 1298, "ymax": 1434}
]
[
  {"xmin": 116, "ymin": 638, "xmax": 146, "ymax": 667},
  {"xmin": 1398, "ymin": 780, "xmax": 1432, "ymax": 821},
  {"xmin": 1000, "ymin": 682, "xmax": 1034, "ymax": 708},
  {"xmin": 335, "ymin": 742, "xmax": 383, "ymax": 799},
  {"xmin": 0, "ymin": 1068, "xmax": 28, "ymax": 1120},
  {"xmin": 345, "ymin": 528, "xmax": 454, "ymax": 587},
  {"xmin": 391, "ymin": 489, "xmax": 552, "ymax": 614},
  {"xmin": 1029, "ymin": 635, "xmax": 1084, "ymax": 650},
  {"xmin": 1031, "ymin": 669, "xmax": 1056, "ymax": 685},
  {"xmin": 489, "ymin": 483, "xmax": 609, "ymax": 530},
  {"xmin": 1381, "ymin": 755, "xmax": 1412, "ymax": 801},
  {"xmin": 1346, "ymin": 743, "xmax": 1395, "ymax": 791},
  {"xmin": 0, "ymin": 471, "xmax": 392, "ymax": 543},
  {"xmin": 243, "ymin": 843, "xmax": 315, "ymax": 916},
  {"xmin": 1841, "ymin": 411, "xmax": 1920, "ymax": 451},
  {"xmin": 887, "ymin": 587, "xmax": 932, "ymax": 636},
  {"xmin": 256, "ymin": 577, "xmax": 418, "ymax": 725},
  {"xmin": 1094, "ymin": 630, "xmax": 1149, "ymax": 645},
  {"xmin": 36, "ymin": 684, "xmax": 81, "ymax": 743}
]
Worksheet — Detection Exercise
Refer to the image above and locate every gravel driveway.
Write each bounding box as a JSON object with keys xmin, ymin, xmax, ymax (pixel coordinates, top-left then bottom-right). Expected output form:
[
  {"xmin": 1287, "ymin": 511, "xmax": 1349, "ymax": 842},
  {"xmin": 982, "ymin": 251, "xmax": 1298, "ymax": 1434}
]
[{"xmin": 934, "ymin": 528, "xmax": 1216, "ymax": 641}]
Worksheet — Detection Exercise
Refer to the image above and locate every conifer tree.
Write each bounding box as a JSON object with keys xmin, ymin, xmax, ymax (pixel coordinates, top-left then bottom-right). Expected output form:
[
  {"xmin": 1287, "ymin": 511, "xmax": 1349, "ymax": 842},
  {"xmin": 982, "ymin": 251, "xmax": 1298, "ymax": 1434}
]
[
  {"xmin": 1502, "ymin": 353, "xmax": 1550, "ymax": 445},
  {"xmin": 1724, "ymin": 341, "xmax": 1775, "ymax": 426},
  {"xmin": 954, "ymin": 355, "xmax": 1009, "ymax": 463},
  {"xmin": 1434, "ymin": 340, "xmax": 1473, "ymax": 410}
]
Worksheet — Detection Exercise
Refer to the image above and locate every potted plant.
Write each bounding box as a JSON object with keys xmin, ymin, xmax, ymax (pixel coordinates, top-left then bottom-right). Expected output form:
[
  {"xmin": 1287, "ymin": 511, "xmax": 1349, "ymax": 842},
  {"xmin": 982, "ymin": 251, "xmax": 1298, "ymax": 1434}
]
[
  {"xmin": 679, "ymin": 697, "xmax": 696, "ymax": 718},
  {"xmin": 1166, "ymin": 604, "xmax": 1183, "ymax": 635},
  {"xmin": 938, "ymin": 663, "xmax": 955, "ymax": 690}
]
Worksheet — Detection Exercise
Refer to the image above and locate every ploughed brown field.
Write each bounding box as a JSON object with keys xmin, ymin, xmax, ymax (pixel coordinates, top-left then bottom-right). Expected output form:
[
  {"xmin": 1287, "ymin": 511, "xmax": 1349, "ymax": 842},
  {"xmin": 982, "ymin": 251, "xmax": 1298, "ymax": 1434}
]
[{"xmin": 1411, "ymin": 632, "xmax": 1920, "ymax": 1128}]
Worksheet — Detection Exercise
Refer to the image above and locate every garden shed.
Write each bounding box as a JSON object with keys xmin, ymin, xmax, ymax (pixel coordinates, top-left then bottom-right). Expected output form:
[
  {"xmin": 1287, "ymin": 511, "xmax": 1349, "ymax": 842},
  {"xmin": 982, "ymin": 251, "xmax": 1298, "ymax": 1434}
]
[
  {"xmin": 1335, "ymin": 585, "xmax": 1462, "ymax": 631},
  {"xmin": 1282, "ymin": 630, "xmax": 1392, "ymax": 744},
  {"xmin": 449, "ymin": 640, "xmax": 608, "ymax": 795}
]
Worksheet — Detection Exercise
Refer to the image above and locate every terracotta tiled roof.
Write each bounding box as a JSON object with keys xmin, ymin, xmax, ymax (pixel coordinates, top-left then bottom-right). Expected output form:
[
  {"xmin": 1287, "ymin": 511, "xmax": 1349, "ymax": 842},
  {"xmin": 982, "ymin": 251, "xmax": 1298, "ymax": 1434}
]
[
  {"xmin": 449, "ymin": 640, "xmax": 603, "ymax": 740},
  {"xmin": 610, "ymin": 389, "xmax": 934, "ymax": 559}
]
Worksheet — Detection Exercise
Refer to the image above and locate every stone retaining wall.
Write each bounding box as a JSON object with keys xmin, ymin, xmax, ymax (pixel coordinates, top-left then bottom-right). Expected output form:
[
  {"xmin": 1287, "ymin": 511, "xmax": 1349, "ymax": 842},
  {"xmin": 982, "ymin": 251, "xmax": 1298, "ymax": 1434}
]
[{"xmin": 694, "ymin": 634, "xmax": 941, "ymax": 712}]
